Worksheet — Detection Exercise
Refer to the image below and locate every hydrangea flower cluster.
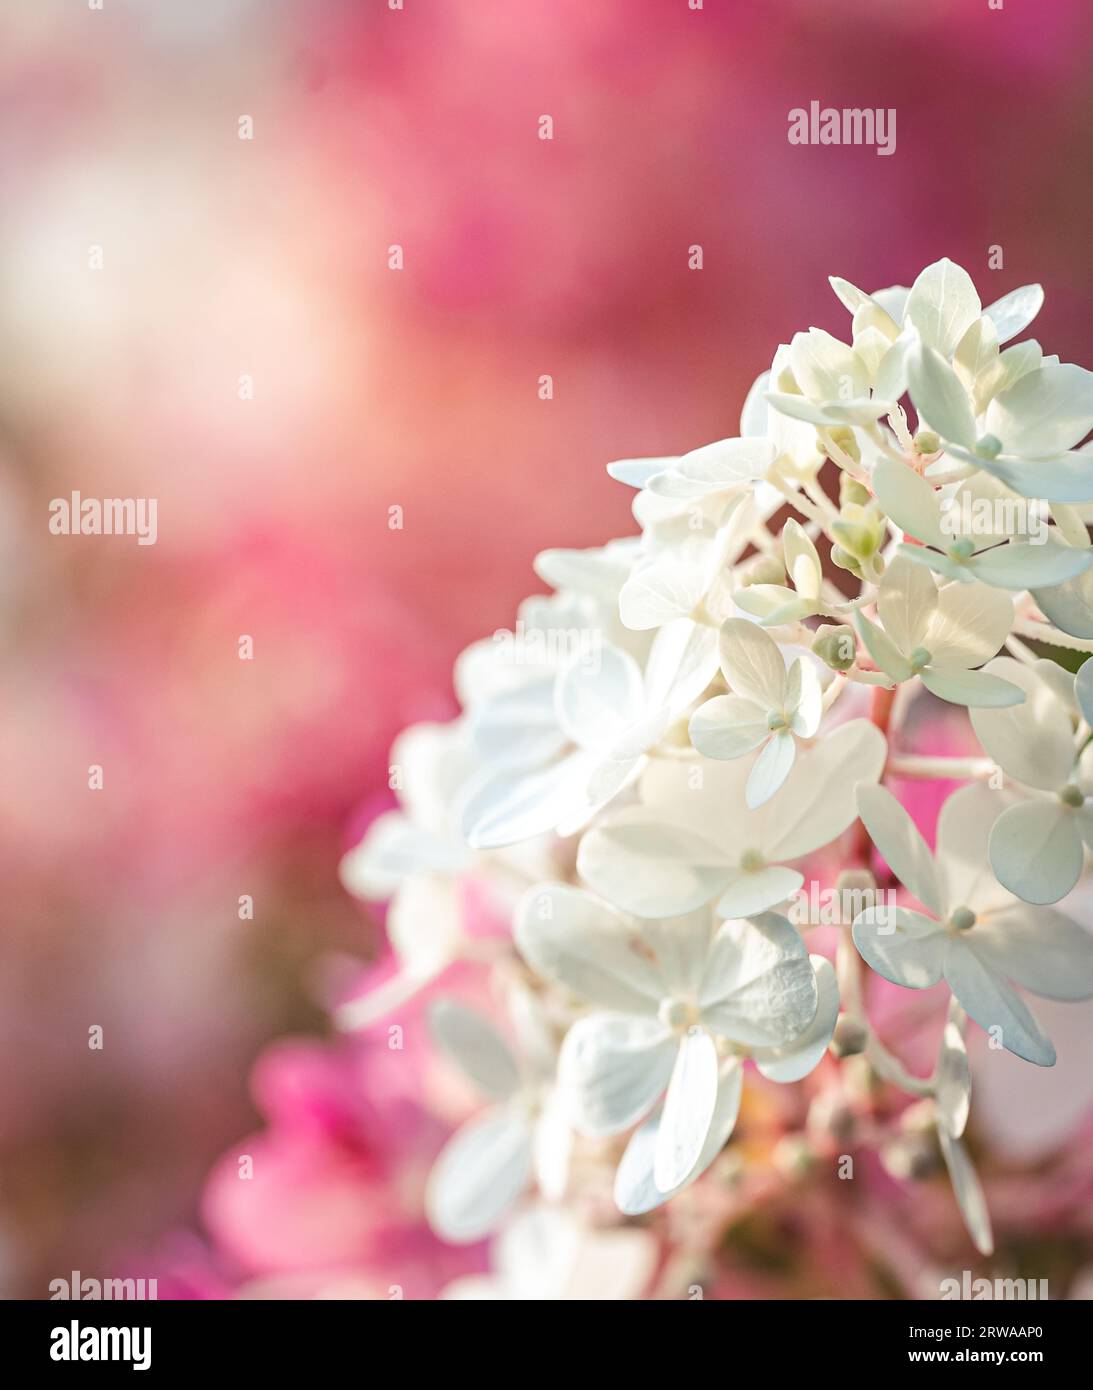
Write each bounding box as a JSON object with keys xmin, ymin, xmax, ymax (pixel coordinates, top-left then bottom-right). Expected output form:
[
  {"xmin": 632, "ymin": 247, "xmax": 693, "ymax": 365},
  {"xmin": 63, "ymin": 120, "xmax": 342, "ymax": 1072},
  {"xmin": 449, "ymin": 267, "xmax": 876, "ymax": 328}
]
[{"xmin": 340, "ymin": 260, "xmax": 1093, "ymax": 1285}]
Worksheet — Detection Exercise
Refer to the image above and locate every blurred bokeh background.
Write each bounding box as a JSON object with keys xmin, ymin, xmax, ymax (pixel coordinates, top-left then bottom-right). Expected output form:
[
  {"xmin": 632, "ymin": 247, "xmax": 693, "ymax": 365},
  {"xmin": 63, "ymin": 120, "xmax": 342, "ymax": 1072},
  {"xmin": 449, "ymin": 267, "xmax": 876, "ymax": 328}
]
[{"xmin": 1, "ymin": 0, "xmax": 1091, "ymax": 1298}]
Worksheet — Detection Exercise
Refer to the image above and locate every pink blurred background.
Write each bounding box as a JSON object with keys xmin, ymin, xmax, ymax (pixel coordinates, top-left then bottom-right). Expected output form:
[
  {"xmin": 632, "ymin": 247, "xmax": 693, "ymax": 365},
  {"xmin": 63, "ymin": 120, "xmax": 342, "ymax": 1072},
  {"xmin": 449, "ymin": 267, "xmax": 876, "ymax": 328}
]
[{"xmin": 1, "ymin": 0, "xmax": 1091, "ymax": 1297}]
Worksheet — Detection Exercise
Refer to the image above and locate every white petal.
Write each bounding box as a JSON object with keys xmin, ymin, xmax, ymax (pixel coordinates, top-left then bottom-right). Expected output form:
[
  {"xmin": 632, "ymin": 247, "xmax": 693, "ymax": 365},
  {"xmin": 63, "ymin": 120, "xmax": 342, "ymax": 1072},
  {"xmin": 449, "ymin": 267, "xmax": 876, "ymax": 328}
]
[
  {"xmin": 614, "ymin": 1059, "xmax": 743, "ymax": 1215},
  {"xmin": 938, "ymin": 1128, "xmax": 994, "ymax": 1256},
  {"xmin": 699, "ymin": 913, "xmax": 817, "ymax": 1046},
  {"xmin": 944, "ymin": 941, "xmax": 1056, "ymax": 1066},
  {"xmin": 555, "ymin": 644, "xmax": 643, "ymax": 751},
  {"xmin": 926, "ymin": 581, "xmax": 1013, "ymax": 669},
  {"xmin": 985, "ymin": 362, "xmax": 1093, "ymax": 457},
  {"xmin": 935, "ymin": 1016, "xmax": 971, "ymax": 1140},
  {"xmin": 982, "ymin": 283, "xmax": 1043, "ymax": 344},
  {"xmin": 856, "ymin": 784, "xmax": 943, "ymax": 914},
  {"xmin": 689, "ymin": 695, "xmax": 769, "ymax": 760},
  {"xmin": 640, "ymin": 909, "xmax": 716, "ymax": 998},
  {"xmin": 469, "ymin": 676, "xmax": 568, "ymax": 766},
  {"xmin": 1033, "ymin": 567, "xmax": 1093, "ymax": 639},
  {"xmin": 855, "ymin": 610, "xmax": 913, "ymax": 682},
  {"xmin": 871, "ymin": 456, "xmax": 947, "ymax": 549},
  {"xmin": 906, "ymin": 342, "xmax": 977, "ymax": 449},
  {"xmin": 904, "ymin": 258, "xmax": 981, "ymax": 358},
  {"xmin": 753, "ymin": 955, "xmax": 839, "ymax": 1082},
  {"xmin": 852, "ymin": 906, "xmax": 946, "ymax": 988},
  {"xmin": 988, "ymin": 799, "xmax": 1083, "ymax": 905},
  {"xmin": 339, "ymin": 811, "xmax": 465, "ymax": 900},
  {"xmin": 920, "ymin": 666, "xmax": 1025, "ymax": 708},
  {"xmin": 973, "ymin": 903, "xmax": 1093, "ymax": 1001},
  {"xmin": 877, "ymin": 554, "xmax": 937, "ymax": 655},
  {"xmin": 619, "ymin": 556, "xmax": 708, "ymax": 630},
  {"xmin": 461, "ymin": 750, "xmax": 597, "ymax": 849},
  {"xmin": 970, "ymin": 658, "xmax": 1076, "ymax": 789},
  {"xmin": 429, "ymin": 1000, "xmax": 520, "ymax": 1099},
  {"xmin": 746, "ymin": 730, "xmax": 797, "ymax": 809},
  {"xmin": 715, "ymin": 866, "xmax": 804, "ymax": 918},
  {"xmin": 654, "ymin": 1027, "xmax": 719, "ymax": 1190},
  {"xmin": 426, "ymin": 1107, "xmax": 533, "ymax": 1243},
  {"xmin": 576, "ymin": 810, "xmax": 733, "ymax": 918},
  {"xmin": 757, "ymin": 719, "xmax": 888, "ymax": 861},
  {"xmin": 515, "ymin": 883, "xmax": 665, "ymax": 1011},
  {"xmin": 558, "ymin": 1014, "xmax": 677, "ymax": 1135},
  {"xmin": 606, "ymin": 457, "xmax": 675, "ymax": 488},
  {"xmin": 787, "ymin": 656, "xmax": 823, "ymax": 737},
  {"xmin": 676, "ymin": 436, "xmax": 775, "ymax": 486},
  {"xmin": 935, "ymin": 783, "xmax": 1011, "ymax": 916},
  {"xmin": 718, "ymin": 617, "xmax": 787, "ymax": 709},
  {"xmin": 643, "ymin": 618, "xmax": 720, "ymax": 716},
  {"xmin": 968, "ymin": 541, "xmax": 1092, "ymax": 590},
  {"xmin": 783, "ymin": 518, "xmax": 823, "ymax": 602},
  {"xmin": 1077, "ymin": 656, "xmax": 1093, "ymax": 727}
]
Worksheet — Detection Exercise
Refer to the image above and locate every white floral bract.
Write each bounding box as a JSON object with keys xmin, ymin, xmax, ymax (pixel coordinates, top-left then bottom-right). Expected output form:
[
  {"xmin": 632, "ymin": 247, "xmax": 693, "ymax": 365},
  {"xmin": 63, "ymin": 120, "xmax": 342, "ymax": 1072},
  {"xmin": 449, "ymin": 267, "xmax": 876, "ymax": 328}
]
[{"xmin": 334, "ymin": 258, "xmax": 1093, "ymax": 1270}]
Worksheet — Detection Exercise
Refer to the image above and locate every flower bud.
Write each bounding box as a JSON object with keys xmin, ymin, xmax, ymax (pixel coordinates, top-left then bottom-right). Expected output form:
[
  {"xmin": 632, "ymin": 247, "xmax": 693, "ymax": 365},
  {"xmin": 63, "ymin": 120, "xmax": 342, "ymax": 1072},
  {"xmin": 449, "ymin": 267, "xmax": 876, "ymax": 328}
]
[
  {"xmin": 822, "ymin": 426, "xmax": 861, "ymax": 465},
  {"xmin": 830, "ymin": 545, "xmax": 863, "ymax": 578},
  {"xmin": 913, "ymin": 429, "xmax": 940, "ymax": 456},
  {"xmin": 812, "ymin": 624, "xmax": 857, "ymax": 672},
  {"xmin": 831, "ymin": 504, "xmax": 883, "ymax": 563},
  {"xmin": 839, "ymin": 473, "xmax": 871, "ymax": 508}
]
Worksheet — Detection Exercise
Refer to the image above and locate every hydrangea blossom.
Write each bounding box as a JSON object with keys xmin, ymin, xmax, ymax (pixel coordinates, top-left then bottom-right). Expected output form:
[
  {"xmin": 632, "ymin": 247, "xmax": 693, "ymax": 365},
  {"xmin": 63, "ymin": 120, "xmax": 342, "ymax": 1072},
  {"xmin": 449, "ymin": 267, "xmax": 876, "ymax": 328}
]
[{"xmin": 337, "ymin": 260, "xmax": 1093, "ymax": 1284}]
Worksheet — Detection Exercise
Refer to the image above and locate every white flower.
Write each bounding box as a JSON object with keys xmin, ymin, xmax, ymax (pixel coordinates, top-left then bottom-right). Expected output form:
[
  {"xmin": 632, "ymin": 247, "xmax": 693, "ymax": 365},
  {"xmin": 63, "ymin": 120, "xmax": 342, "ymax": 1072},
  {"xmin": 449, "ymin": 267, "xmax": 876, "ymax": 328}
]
[
  {"xmin": 907, "ymin": 335, "xmax": 1093, "ymax": 503},
  {"xmin": 934, "ymin": 1010, "xmax": 994, "ymax": 1257},
  {"xmin": 854, "ymin": 554, "xmax": 1024, "ymax": 708},
  {"xmin": 627, "ymin": 436, "xmax": 775, "ymax": 510},
  {"xmin": 617, "ymin": 490, "xmax": 758, "ymax": 631},
  {"xmin": 970, "ymin": 658, "xmax": 1093, "ymax": 904},
  {"xmin": 871, "ymin": 455, "xmax": 1092, "ymax": 591},
  {"xmin": 460, "ymin": 619, "xmax": 718, "ymax": 849},
  {"xmin": 689, "ymin": 618, "xmax": 825, "ymax": 807},
  {"xmin": 577, "ymin": 718, "xmax": 886, "ymax": 919},
  {"xmin": 852, "ymin": 783, "xmax": 1093, "ymax": 1066},
  {"xmin": 613, "ymin": 953, "xmax": 838, "ymax": 1214},
  {"xmin": 516, "ymin": 886, "xmax": 826, "ymax": 1196},
  {"xmin": 766, "ymin": 326, "xmax": 896, "ymax": 428},
  {"xmin": 441, "ymin": 1204, "xmax": 657, "ymax": 1301},
  {"xmin": 425, "ymin": 996, "xmax": 570, "ymax": 1244}
]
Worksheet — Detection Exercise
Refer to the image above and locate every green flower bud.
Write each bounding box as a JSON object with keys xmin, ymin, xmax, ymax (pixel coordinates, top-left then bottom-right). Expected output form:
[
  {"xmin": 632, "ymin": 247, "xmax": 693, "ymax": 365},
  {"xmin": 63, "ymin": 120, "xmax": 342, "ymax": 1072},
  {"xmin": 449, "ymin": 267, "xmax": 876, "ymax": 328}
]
[
  {"xmin": 813, "ymin": 624, "xmax": 857, "ymax": 672},
  {"xmin": 913, "ymin": 429, "xmax": 940, "ymax": 455},
  {"xmin": 830, "ymin": 545, "xmax": 862, "ymax": 578},
  {"xmin": 822, "ymin": 426, "xmax": 861, "ymax": 464},
  {"xmin": 839, "ymin": 473, "xmax": 871, "ymax": 508}
]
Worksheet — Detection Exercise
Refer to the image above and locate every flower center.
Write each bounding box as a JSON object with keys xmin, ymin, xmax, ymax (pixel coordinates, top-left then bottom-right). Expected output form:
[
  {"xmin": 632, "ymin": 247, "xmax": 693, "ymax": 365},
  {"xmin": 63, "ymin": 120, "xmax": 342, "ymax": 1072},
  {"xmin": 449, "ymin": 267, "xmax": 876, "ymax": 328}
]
[
  {"xmin": 658, "ymin": 997, "xmax": 702, "ymax": 1032},
  {"xmin": 949, "ymin": 906, "xmax": 976, "ymax": 932},
  {"xmin": 767, "ymin": 710, "xmax": 788, "ymax": 731},
  {"xmin": 908, "ymin": 646, "xmax": 932, "ymax": 672},
  {"xmin": 975, "ymin": 434, "xmax": 1002, "ymax": 460},
  {"xmin": 949, "ymin": 537, "xmax": 975, "ymax": 559},
  {"xmin": 1060, "ymin": 783, "xmax": 1085, "ymax": 808},
  {"xmin": 740, "ymin": 848, "xmax": 766, "ymax": 873}
]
